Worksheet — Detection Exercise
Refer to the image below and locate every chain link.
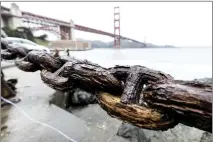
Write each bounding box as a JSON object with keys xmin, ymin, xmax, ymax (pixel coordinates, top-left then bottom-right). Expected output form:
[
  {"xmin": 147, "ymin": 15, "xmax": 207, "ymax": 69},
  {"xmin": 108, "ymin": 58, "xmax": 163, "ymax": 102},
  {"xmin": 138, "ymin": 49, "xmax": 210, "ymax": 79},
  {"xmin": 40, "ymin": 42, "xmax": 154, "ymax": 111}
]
[{"xmin": 1, "ymin": 39, "xmax": 211, "ymax": 133}]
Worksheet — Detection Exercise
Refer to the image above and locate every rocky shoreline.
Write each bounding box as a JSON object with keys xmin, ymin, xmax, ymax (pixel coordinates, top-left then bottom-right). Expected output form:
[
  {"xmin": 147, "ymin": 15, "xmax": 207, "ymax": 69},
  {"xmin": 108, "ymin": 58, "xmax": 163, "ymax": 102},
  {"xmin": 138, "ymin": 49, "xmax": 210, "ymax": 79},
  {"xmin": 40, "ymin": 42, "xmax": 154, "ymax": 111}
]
[{"xmin": 50, "ymin": 77, "xmax": 212, "ymax": 142}]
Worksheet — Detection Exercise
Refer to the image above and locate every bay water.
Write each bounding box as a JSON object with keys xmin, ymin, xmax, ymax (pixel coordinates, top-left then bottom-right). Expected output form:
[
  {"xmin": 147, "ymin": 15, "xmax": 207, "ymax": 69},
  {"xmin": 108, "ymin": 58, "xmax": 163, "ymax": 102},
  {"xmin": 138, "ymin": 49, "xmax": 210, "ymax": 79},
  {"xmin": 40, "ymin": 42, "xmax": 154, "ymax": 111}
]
[{"xmin": 61, "ymin": 47, "xmax": 212, "ymax": 80}]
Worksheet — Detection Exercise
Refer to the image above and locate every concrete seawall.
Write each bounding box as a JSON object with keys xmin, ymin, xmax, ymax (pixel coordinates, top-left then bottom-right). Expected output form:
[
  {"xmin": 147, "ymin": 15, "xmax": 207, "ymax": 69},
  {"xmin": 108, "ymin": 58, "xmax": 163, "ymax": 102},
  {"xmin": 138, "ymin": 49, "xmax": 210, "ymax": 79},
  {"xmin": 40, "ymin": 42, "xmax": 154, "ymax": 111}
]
[{"xmin": 48, "ymin": 40, "xmax": 92, "ymax": 51}]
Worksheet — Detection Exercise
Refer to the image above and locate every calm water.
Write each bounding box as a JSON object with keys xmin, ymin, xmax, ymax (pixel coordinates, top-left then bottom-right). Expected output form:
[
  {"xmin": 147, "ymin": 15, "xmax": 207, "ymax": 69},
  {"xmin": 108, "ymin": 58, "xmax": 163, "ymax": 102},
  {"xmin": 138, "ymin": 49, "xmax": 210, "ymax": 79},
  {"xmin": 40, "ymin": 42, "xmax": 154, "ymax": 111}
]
[{"xmin": 61, "ymin": 47, "xmax": 212, "ymax": 80}]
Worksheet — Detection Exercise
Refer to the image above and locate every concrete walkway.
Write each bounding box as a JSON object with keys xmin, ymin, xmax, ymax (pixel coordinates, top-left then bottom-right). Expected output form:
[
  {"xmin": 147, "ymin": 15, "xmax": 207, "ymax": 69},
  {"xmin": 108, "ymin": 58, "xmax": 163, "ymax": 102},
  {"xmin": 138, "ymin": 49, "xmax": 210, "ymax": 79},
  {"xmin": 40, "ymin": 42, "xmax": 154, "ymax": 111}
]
[
  {"xmin": 1, "ymin": 67, "xmax": 88, "ymax": 142},
  {"xmin": 1, "ymin": 61, "xmax": 15, "ymax": 69}
]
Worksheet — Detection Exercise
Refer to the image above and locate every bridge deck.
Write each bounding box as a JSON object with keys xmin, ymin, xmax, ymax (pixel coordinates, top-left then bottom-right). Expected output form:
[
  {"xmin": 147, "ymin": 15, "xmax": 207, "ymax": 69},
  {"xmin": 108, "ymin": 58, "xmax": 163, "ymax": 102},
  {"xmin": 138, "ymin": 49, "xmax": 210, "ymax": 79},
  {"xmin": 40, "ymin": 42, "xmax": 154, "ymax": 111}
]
[{"xmin": 1, "ymin": 5, "xmax": 146, "ymax": 46}]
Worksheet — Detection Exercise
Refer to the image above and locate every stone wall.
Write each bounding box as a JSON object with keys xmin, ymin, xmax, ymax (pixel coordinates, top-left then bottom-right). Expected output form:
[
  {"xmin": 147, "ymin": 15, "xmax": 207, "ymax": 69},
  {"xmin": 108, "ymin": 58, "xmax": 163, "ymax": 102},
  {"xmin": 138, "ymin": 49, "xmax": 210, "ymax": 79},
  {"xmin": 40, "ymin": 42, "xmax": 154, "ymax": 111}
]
[{"xmin": 48, "ymin": 40, "xmax": 92, "ymax": 51}]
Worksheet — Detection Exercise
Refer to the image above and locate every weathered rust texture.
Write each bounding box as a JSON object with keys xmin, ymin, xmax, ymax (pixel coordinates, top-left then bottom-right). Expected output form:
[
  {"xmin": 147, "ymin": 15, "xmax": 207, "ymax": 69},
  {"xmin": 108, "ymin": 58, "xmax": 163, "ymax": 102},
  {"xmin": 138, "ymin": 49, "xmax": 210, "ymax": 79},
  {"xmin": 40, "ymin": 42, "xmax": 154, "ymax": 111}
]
[
  {"xmin": 143, "ymin": 80, "xmax": 212, "ymax": 133},
  {"xmin": 97, "ymin": 92, "xmax": 177, "ymax": 131},
  {"xmin": 1, "ymin": 43, "xmax": 212, "ymax": 133},
  {"xmin": 15, "ymin": 57, "xmax": 40, "ymax": 72},
  {"xmin": 26, "ymin": 51, "xmax": 63, "ymax": 72}
]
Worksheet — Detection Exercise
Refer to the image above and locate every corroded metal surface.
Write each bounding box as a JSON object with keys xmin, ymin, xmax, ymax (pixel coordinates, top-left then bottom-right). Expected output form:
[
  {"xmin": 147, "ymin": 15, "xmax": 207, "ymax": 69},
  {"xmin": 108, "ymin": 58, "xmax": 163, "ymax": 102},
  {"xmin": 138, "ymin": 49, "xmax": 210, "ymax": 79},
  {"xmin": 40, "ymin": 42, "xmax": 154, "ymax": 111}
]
[
  {"xmin": 1, "ymin": 41, "xmax": 212, "ymax": 133},
  {"xmin": 143, "ymin": 80, "xmax": 212, "ymax": 132}
]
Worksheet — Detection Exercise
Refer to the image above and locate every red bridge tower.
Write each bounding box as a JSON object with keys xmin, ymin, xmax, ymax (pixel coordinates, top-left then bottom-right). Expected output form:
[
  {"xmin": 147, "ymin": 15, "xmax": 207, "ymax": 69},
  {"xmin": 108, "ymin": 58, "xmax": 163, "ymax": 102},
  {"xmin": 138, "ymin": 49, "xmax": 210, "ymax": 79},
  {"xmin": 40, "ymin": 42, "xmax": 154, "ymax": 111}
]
[{"xmin": 114, "ymin": 7, "xmax": 120, "ymax": 48}]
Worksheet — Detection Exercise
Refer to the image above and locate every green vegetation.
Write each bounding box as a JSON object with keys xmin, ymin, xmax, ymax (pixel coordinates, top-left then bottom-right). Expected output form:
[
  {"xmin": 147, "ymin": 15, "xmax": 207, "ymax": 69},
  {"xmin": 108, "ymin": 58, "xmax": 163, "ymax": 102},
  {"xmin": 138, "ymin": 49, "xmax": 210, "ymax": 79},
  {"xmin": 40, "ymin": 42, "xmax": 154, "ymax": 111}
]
[
  {"xmin": 2, "ymin": 26, "xmax": 49, "ymax": 46},
  {"xmin": 34, "ymin": 38, "xmax": 49, "ymax": 46}
]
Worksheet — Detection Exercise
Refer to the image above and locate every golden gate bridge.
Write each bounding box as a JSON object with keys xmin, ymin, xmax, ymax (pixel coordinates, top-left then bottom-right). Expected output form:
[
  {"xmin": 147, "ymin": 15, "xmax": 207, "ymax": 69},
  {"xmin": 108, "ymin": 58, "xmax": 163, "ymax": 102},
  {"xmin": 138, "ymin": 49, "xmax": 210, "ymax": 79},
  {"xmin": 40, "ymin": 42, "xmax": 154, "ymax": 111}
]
[{"xmin": 1, "ymin": 4, "xmax": 146, "ymax": 48}]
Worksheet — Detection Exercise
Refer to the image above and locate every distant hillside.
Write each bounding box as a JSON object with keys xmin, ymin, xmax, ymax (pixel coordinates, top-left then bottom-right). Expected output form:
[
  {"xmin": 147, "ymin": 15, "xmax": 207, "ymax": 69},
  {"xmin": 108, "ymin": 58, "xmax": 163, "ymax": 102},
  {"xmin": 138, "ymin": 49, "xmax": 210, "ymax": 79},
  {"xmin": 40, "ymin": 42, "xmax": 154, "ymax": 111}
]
[{"xmin": 77, "ymin": 38, "xmax": 176, "ymax": 48}]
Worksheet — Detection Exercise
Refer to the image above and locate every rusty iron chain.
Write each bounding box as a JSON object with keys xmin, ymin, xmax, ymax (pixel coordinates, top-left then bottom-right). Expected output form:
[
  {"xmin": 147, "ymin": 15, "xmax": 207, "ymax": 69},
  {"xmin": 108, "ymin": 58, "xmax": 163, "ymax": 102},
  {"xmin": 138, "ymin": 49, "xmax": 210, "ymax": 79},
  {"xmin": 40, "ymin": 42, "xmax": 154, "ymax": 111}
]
[
  {"xmin": 1, "ymin": 40, "xmax": 172, "ymax": 94},
  {"xmin": 1, "ymin": 39, "xmax": 212, "ymax": 133}
]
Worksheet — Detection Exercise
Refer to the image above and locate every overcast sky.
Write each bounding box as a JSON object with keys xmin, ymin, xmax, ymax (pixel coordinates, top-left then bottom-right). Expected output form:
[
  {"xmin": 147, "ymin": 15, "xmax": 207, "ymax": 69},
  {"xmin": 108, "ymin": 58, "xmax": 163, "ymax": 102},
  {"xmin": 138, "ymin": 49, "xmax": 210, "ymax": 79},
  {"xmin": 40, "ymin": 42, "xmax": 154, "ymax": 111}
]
[{"xmin": 2, "ymin": 2, "xmax": 212, "ymax": 47}]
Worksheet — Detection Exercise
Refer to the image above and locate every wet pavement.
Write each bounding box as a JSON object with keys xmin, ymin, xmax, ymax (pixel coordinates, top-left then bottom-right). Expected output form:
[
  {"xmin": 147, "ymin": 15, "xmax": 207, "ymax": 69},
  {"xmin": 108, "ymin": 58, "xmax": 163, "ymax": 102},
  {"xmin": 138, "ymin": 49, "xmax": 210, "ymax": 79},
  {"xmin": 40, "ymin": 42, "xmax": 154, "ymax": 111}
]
[
  {"xmin": 1, "ymin": 67, "xmax": 88, "ymax": 142},
  {"xmin": 1, "ymin": 61, "xmax": 15, "ymax": 69},
  {"xmin": 1, "ymin": 66, "xmax": 127, "ymax": 142}
]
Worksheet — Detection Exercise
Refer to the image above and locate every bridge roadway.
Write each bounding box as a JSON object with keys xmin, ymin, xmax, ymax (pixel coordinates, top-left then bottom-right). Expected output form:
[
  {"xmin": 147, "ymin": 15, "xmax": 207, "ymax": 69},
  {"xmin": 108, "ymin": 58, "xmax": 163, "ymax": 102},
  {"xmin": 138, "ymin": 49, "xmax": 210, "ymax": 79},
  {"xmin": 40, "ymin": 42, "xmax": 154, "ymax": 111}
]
[{"xmin": 1, "ymin": 5, "xmax": 146, "ymax": 47}]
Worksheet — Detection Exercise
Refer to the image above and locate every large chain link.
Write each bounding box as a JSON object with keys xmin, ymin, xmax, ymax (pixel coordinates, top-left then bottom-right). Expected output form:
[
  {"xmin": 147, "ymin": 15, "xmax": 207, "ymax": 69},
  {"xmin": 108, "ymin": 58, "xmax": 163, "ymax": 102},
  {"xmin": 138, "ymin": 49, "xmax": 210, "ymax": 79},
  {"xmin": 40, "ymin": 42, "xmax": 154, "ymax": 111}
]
[{"xmin": 1, "ymin": 39, "xmax": 211, "ymax": 133}]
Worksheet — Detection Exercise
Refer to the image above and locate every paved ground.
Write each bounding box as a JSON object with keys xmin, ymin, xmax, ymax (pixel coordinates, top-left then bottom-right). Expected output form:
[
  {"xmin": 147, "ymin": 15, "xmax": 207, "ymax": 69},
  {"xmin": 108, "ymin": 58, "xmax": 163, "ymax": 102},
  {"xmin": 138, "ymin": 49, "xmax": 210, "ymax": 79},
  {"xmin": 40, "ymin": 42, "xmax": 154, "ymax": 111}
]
[
  {"xmin": 1, "ymin": 67, "xmax": 88, "ymax": 142},
  {"xmin": 1, "ymin": 61, "xmax": 15, "ymax": 69},
  {"xmin": 1, "ymin": 66, "xmax": 127, "ymax": 142}
]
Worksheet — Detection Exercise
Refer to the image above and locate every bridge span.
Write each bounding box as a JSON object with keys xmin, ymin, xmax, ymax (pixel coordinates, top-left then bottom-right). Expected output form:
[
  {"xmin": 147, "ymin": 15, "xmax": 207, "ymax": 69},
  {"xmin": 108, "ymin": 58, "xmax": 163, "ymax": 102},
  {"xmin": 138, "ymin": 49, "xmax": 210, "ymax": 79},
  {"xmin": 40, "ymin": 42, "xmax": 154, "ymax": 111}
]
[{"xmin": 1, "ymin": 3, "xmax": 146, "ymax": 47}]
